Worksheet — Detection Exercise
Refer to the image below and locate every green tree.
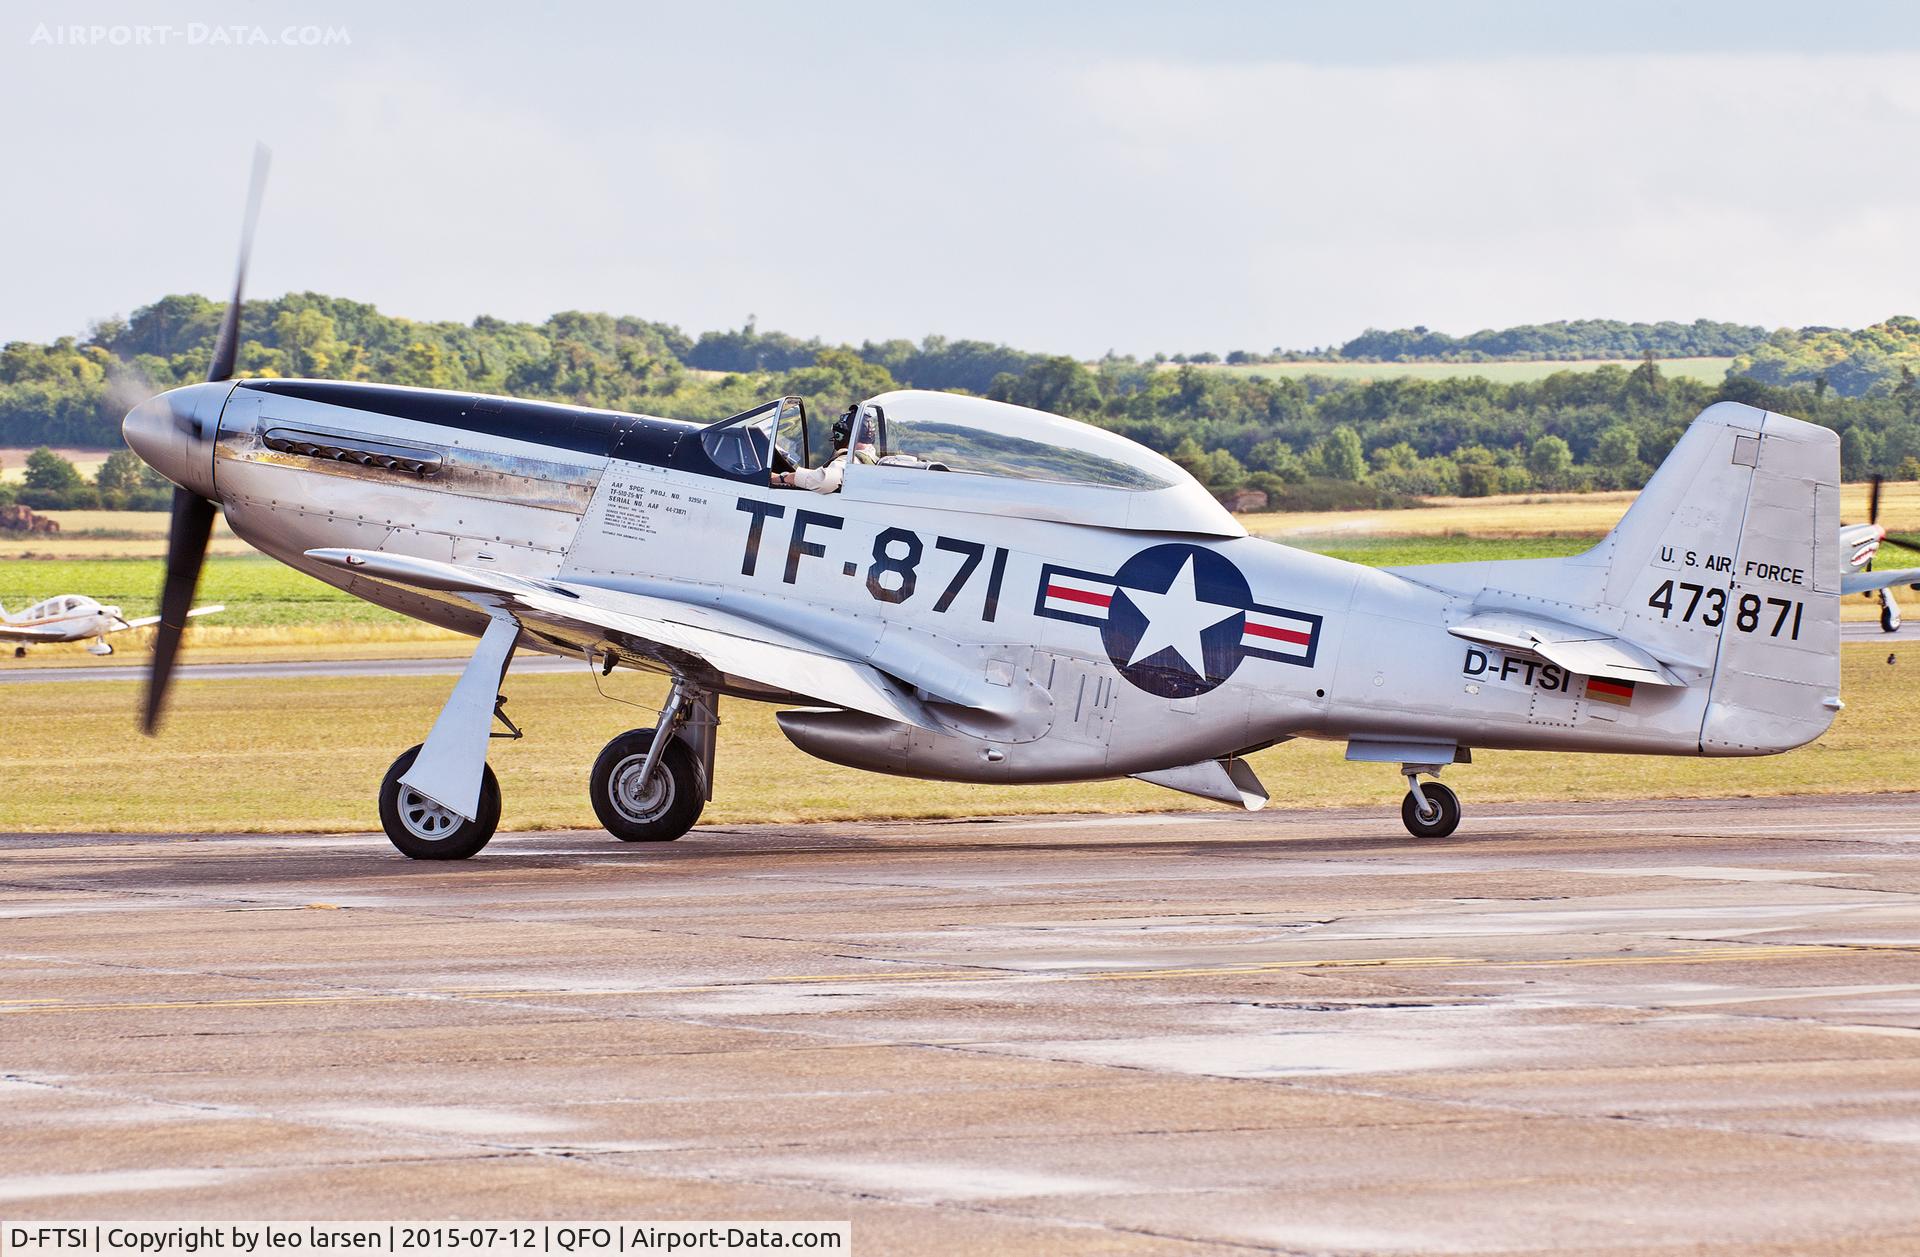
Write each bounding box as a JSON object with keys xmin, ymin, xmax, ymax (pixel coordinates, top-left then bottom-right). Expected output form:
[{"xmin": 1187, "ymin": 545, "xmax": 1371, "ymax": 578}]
[
  {"xmin": 23, "ymin": 447, "xmax": 84, "ymax": 493},
  {"xmin": 1840, "ymin": 426, "xmax": 1874, "ymax": 480},
  {"xmin": 777, "ymin": 349, "xmax": 895, "ymax": 413},
  {"xmin": 95, "ymin": 448, "xmax": 145, "ymax": 492},
  {"xmin": 1247, "ymin": 439, "xmax": 1307, "ymax": 483},
  {"xmin": 1526, "ymin": 435, "xmax": 1573, "ymax": 489},
  {"xmin": 273, "ymin": 308, "xmax": 344, "ymax": 377},
  {"xmin": 1201, "ymin": 449, "xmax": 1247, "ymax": 492},
  {"xmin": 1594, "ymin": 424, "xmax": 1640, "ymax": 468},
  {"xmin": 1169, "ymin": 435, "xmax": 1210, "ymax": 482},
  {"xmin": 1314, "ymin": 426, "xmax": 1366, "ymax": 481}
]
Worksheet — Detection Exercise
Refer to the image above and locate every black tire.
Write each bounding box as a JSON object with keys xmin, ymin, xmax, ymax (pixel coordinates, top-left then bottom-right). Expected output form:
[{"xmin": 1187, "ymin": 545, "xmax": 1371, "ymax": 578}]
[
  {"xmin": 378, "ymin": 744, "xmax": 500, "ymax": 860},
  {"xmin": 1401, "ymin": 781, "xmax": 1461, "ymax": 839},
  {"xmin": 1882, "ymin": 603, "xmax": 1901, "ymax": 633},
  {"xmin": 590, "ymin": 728, "xmax": 704, "ymax": 842}
]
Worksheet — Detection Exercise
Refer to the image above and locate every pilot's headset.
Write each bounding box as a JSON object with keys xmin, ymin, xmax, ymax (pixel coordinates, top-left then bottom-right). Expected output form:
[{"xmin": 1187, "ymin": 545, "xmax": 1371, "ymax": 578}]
[{"xmin": 835, "ymin": 405, "xmax": 879, "ymax": 465}]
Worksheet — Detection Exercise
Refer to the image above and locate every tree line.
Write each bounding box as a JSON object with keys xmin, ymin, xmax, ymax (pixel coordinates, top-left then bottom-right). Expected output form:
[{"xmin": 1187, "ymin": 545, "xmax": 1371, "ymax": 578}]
[{"xmin": 3, "ymin": 293, "xmax": 1917, "ymax": 513}]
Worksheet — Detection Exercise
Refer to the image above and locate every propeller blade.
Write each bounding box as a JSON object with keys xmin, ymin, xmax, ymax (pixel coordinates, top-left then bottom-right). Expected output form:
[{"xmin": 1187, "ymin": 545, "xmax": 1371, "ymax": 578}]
[
  {"xmin": 206, "ymin": 143, "xmax": 271, "ymax": 383},
  {"xmin": 144, "ymin": 144, "xmax": 268, "ymax": 733},
  {"xmin": 1882, "ymin": 532, "xmax": 1920, "ymax": 555},
  {"xmin": 143, "ymin": 488, "xmax": 217, "ymax": 733},
  {"xmin": 1869, "ymin": 475, "xmax": 1883, "ymax": 526}
]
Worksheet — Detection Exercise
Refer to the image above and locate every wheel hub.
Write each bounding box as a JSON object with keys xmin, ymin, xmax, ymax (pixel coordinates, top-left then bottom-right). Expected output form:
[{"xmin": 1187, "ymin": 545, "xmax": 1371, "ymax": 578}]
[
  {"xmin": 398, "ymin": 787, "xmax": 460, "ymax": 840},
  {"xmin": 612, "ymin": 753, "xmax": 672, "ymax": 822}
]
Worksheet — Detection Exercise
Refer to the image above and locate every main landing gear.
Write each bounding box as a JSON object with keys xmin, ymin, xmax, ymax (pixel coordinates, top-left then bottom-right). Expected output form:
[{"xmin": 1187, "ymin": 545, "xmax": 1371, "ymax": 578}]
[
  {"xmin": 1400, "ymin": 769, "xmax": 1461, "ymax": 839},
  {"xmin": 589, "ymin": 679, "xmax": 712, "ymax": 842}
]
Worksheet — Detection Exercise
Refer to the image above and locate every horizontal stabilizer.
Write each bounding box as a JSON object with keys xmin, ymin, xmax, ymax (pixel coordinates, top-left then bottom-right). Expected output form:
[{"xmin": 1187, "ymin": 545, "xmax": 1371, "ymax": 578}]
[
  {"xmin": 1130, "ymin": 757, "xmax": 1268, "ymax": 810},
  {"xmin": 1448, "ymin": 611, "xmax": 1684, "ymax": 687},
  {"xmin": 1841, "ymin": 568, "xmax": 1920, "ymax": 596},
  {"xmin": 118, "ymin": 604, "xmax": 224, "ymax": 632}
]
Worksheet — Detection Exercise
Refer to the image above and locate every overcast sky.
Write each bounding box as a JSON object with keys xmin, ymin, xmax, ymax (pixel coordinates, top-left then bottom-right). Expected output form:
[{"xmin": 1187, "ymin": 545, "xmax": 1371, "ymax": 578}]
[{"xmin": 6, "ymin": 0, "xmax": 1919, "ymax": 356}]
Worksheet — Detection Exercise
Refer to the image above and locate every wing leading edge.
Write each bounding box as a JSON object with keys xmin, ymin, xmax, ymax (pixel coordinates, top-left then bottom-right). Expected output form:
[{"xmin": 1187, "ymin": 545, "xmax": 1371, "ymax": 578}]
[{"xmin": 304, "ymin": 548, "xmax": 937, "ymax": 729}]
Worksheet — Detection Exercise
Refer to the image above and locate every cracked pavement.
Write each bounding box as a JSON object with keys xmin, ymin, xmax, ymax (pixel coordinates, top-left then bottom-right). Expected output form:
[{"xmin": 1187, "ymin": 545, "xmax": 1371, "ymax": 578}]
[{"xmin": 3, "ymin": 795, "xmax": 1920, "ymax": 1254}]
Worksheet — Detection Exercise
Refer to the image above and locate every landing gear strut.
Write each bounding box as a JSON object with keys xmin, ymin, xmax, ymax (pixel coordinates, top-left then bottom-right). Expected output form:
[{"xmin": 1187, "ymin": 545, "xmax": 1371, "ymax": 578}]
[
  {"xmin": 1881, "ymin": 587, "xmax": 1902, "ymax": 634},
  {"xmin": 589, "ymin": 678, "xmax": 713, "ymax": 842},
  {"xmin": 1400, "ymin": 769, "xmax": 1461, "ymax": 838}
]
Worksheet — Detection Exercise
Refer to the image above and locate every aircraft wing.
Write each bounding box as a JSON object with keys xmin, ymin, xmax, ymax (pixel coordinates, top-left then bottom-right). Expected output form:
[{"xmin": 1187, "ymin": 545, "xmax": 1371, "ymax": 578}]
[
  {"xmin": 1448, "ymin": 610, "xmax": 1686, "ymax": 687},
  {"xmin": 1841, "ymin": 568, "xmax": 1920, "ymax": 595},
  {"xmin": 115, "ymin": 605, "xmax": 225, "ymax": 632},
  {"xmin": 0, "ymin": 623, "xmax": 75, "ymax": 641},
  {"xmin": 305, "ymin": 548, "xmax": 936, "ymax": 729}
]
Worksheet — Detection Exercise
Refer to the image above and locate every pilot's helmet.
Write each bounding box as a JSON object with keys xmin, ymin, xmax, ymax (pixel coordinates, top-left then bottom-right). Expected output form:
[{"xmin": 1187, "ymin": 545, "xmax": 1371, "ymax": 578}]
[{"xmin": 831, "ymin": 406, "xmax": 857, "ymax": 451}]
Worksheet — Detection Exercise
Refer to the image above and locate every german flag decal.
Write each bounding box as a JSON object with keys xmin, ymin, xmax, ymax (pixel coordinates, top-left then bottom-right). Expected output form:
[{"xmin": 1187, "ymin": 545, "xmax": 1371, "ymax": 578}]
[{"xmin": 1586, "ymin": 676, "xmax": 1635, "ymax": 707}]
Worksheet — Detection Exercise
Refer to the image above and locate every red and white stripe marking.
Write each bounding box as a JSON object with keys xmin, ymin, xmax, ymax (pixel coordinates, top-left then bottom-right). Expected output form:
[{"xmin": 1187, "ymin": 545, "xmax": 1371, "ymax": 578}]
[
  {"xmin": 1241, "ymin": 608, "xmax": 1315, "ymax": 658},
  {"xmin": 1043, "ymin": 573, "xmax": 1117, "ymax": 618}
]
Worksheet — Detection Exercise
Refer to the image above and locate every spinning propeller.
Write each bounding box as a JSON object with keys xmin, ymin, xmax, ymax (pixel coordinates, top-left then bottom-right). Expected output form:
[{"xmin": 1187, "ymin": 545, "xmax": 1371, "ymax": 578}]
[
  {"xmin": 1869, "ymin": 475, "xmax": 1920, "ymax": 556},
  {"xmin": 141, "ymin": 145, "xmax": 270, "ymax": 734}
]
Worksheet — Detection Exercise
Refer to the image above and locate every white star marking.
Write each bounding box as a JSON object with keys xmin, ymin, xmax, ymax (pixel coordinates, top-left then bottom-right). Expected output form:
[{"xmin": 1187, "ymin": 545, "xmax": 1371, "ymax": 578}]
[{"xmin": 1119, "ymin": 556, "xmax": 1242, "ymax": 673}]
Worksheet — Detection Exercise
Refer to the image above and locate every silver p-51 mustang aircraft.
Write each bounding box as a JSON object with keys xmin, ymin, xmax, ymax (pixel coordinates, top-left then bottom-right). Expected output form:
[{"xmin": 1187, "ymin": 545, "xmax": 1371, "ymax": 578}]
[
  {"xmin": 0, "ymin": 594, "xmax": 221, "ymax": 657},
  {"xmin": 1839, "ymin": 477, "xmax": 1920, "ymax": 632},
  {"xmin": 121, "ymin": 157, "xmax": 1862, "ymax": 858}
]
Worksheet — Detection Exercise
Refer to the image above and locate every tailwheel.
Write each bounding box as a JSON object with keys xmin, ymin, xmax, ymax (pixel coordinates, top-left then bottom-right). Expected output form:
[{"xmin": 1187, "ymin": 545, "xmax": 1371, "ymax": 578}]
[
  {"xmin": 590, "ymin": 727, "xmax": 704, "ymax": 842},
  {"xmin": 379, "ymin": 744, "xmax": 500, "ymax": 860},
  {"xmin": 1401, "ymin": 779, "xmax": 1461, "ymax": 839}
]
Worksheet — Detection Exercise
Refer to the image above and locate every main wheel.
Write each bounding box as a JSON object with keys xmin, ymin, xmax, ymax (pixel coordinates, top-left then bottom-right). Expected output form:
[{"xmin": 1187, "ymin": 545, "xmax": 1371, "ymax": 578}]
[
  {"xmin": 378, "ymin": 744, "xmax": 500, "ymax": 860},
  {"xmin": 1882, "ymin": 602, "xmax": 1901, "ymax": 633},
  {"xmin": 1401, "ymin": 781, "xmax": 1461, "ymax": 838},
  {"xmin": 590, "ymin": 728, "xmax": 704, "ymax": 842}
]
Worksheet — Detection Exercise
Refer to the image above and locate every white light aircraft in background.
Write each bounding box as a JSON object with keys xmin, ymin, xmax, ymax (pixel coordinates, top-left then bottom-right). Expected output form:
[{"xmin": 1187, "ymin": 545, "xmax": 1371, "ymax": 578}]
[
  {"xmin": 0, "ymin": 594, "xmax": 222, "ymax": 657},
  {"xmin": 119, "ymin": 152, "xmax": 1872, "ymax": 859}
]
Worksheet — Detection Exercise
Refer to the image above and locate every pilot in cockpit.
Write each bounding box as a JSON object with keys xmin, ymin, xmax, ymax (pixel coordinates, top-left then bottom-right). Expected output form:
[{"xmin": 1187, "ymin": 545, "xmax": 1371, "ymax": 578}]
[{"xmin": 773, "ymin": 406, "xmax": 876, "ymax": 493}]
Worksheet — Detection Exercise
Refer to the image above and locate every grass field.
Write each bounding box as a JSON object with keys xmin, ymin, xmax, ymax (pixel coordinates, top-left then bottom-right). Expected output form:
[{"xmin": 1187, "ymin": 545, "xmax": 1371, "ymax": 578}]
[
  {"xmin": 0, "ymin": 645, "xmax": 1909, "ymax": 834},
  {"xmin": 0, "ymin": 555, "xmax": 407, "ymax": 627},
  {"xmin": 1250, "ymin": 481, "xmax": 1920, "ymax": 541},
  {"xmin": 0, "ymin": 447, "xmax": 111, "ymax": 485},
  {"xmin": 1192, "ymin": 357, "xmax": 1737, "ymax": 385}
]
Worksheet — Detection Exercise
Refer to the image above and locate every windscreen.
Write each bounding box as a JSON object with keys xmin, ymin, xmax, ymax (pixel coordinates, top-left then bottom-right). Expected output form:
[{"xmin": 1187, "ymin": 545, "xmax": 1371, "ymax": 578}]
[{"xmin": 861, "ymin": 405, "xmax": 1176, "ymax": 490}]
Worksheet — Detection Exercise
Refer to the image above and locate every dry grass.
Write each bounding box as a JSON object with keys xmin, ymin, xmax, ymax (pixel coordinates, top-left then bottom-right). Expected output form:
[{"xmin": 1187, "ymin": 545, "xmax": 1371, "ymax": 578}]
[
  {"xmin": 1244, "ymin": 481, "xmax": 1920, "ymax": 541},
  {"xmin": 4, "ymin": 623, "xmax": 465, "ymax": 667},
  {"xmin": 1, "ymin": 645, "xmax": 1911, "ymax": 834},
  {"xmin": 5, "ymin": 511, "xmax": 250, "ymax": 559},
  {"xmin": 0, "ymin": 449, "xmax": 112, "ymax": 485}
]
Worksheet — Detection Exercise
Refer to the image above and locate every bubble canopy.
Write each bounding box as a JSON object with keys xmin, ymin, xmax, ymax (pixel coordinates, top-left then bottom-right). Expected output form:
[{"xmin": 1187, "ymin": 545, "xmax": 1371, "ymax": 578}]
[{"xmin": 843, "ymin": 390, "xmax": 1243, "ymax": 537}]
